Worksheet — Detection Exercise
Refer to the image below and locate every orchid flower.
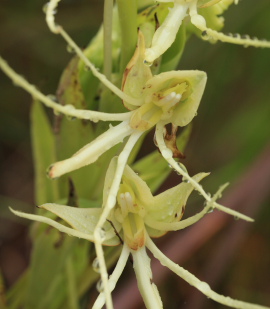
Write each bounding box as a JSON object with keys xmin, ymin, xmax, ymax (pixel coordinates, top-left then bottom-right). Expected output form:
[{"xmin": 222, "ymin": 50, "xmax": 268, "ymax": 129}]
[
  {"xmin": 11, "ymin": 158, "xmax": 267, "ymax": 309},
  {"xmin": 144, "ymin": 0, "xmax": 270, "ymax": 63},
  {"xmin": 0, "ymin": 1, "xmax": 268, "ymax": 308},
  {"xmin": 0, "ymin": 28, "xmax": 208, "ymax": 309}
]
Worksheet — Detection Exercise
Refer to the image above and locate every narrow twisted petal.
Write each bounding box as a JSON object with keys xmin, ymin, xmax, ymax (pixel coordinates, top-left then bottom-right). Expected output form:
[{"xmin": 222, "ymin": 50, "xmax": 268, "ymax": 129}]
[
  {"xmin": 145, "ymin": 3, "xmax": 189, "ymax": 63},
  {"xmin": 48, "ymin": 121, "xmax": 134, "ymax": 179},
  {"xmin": 92, "ymin": 244, "xmax": 130, "ymax": 309},
  {"xmin": 147, "ymin": 236, "xmax": 270, "ymax": 309},
  {"xmin": 0, "ymin": 56, "xmax": 132, "ymax": 122},
  {"xmin": 132, "ymin": 246, "xmax": 163, "ymax": 309},
  {"xmin": 9, "ymin": 207, "xmax": 96, "ymax": 242},
  {"xmin": 40, "ymin": 203, "xmax": 121, "ymax": 245}
]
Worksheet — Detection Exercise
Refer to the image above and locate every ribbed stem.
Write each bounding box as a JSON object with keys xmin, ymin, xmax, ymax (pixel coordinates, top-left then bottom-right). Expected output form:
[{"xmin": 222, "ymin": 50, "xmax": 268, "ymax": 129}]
[
  {"xmin": 103, "ymin": 0, "xmax": 114, "ymax": 80},
  {"xmin": 116, "ymin": 0, "xmax": 138, "ymax": 73}
]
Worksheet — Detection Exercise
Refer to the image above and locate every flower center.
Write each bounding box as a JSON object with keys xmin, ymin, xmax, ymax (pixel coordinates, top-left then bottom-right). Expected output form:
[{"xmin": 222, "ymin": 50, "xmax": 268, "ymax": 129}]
[
  {"xmin": 129, "ymin": 82, "xmax": 188, "ymax": 131},
  {"xmin": 114, "ymin": 187, "xmax": 146, "ymax": 250},
  {"xmin": 153, "ymin": 82, "xmax": 187, "ymax": 112}
]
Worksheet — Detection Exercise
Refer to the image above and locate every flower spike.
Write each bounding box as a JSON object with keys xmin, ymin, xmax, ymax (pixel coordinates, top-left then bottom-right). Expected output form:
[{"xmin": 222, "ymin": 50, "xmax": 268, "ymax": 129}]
[{"xmin": 3, "ymin": 1, "xmax": 269, "ymax": 308}]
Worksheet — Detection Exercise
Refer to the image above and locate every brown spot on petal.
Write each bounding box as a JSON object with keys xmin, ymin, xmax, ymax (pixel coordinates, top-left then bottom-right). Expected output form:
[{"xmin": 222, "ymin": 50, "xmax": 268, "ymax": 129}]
[
  {"xmin": 164, "ymin": 124, "xmax": 185, "ymax": 159},
  {"xmin": 67, "ymin": 178, "xmax": 79, "ymax": 207},
  {"xmin": 181, "ymin": 206, "xmax": 185, "ymax": 215},
  {"xmin": 47, "ymin": 164, "xmax": 54, "ymax": 179},
  {"xmin": 126, "ymin": 229, "xmax": 146, "ymax": 251},
  {"xmin": 154, "ymin": 13, "xmax": 160, "ymax": 30}
]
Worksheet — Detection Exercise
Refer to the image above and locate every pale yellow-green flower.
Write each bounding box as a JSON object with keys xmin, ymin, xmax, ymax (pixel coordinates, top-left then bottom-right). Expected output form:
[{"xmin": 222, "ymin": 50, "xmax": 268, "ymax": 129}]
[
  {"xmin": 1, "ymin": 1, "xmax": 268, "ymax": 308},
  {"xmin": 10, "ymin": 158, "xmax": 266, "ymax": 309}
]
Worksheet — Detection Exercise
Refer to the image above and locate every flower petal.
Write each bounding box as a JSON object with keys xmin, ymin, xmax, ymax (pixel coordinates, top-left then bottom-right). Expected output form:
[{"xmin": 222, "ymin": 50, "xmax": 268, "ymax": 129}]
[
  {"xmin": 132, "ymin": 246, "xmax": 163, "ymax": 309},
  {"xmin": 143, "ymin": 70, "xmax": 207, "ymax": 127},
  {"xmin": 10, "ymin": 206, "xmax": 120, "ymax": 246},
  {"xmin": 48, "ymin": 121, "xmax": 133, "ymax": 179},
  {"xmin": 148, "ymin": 172, "xmax": 209, "ymax": 221},
  {"xmin": 40, "ymin": 203, "xmax": 121, "ymax": 245},
  {"xmin": 10, "ymin": 207, "xmax": 95, "ymax": 242},
  {"xmin": 122, "ymin": 30, "xmax": 152, "ymax": 110},
  {"xmin": 147, "ymin": 236, "xmax": 267, "ymax": 309},
  {"xmin": 92, "ymin": 244, "xmax": 130, "ymax": 309},
  {"xmin": 145, "ymin": 172, "xmax": 209, "ymax": 237},
  {"xmin": 122, "ymin": 164, "xmax": 154, "ymax": 206}
]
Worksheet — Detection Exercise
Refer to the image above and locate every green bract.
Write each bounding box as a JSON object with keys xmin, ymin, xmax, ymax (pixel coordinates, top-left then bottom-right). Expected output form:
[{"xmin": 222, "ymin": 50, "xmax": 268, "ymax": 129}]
[{"xmin": 123, "ymin": 31, "xmax": 207, "ymax": 130}]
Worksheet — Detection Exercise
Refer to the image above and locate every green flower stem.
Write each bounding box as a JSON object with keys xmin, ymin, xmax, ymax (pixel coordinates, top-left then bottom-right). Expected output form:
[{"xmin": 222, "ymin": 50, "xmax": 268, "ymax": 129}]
[
  {"xmin": 66, "ymin": 257, "xmax": 79, "ymax": 309},
  {"xmin": 116, "ymin": 0, "xmax": 138, "ymax": 73},
  {"xmin": 103, "ymin": 0, "xmax": 113, "ymax": 80}
]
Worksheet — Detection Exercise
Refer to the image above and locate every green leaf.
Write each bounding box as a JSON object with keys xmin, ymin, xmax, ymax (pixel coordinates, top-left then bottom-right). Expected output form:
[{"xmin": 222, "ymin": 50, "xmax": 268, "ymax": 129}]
[
  {"xmin": 31, "ymin": 100, "xmax": 59, "ymax": 204},
  {"xmin": 55, "ymin": 57, "xmax": 100, "ymax": 200},
  {"xmin": 6, "ymin": 271, "xmax": 28, "ymax": 309},
  {"xmin": 160, "ymin": 24, "xmax": 186, "ymax": 72},
  {"xmin": 25, "ymin": 229, "xmax": 76, "ymax": 309},
  {"xmin": 78, "ymin": 27, "xmax": 104, "ymax": 110}
]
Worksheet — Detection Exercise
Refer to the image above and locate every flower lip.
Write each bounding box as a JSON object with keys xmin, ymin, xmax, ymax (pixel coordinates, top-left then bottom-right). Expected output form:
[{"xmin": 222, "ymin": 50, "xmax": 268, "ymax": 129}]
[
  {"xmin": 121, "ymin": 30, "xmax": 207, "ymax": 131},
  {"xmin": 143, "ymin": 70, "xmax": 207, "ymax": 127}
]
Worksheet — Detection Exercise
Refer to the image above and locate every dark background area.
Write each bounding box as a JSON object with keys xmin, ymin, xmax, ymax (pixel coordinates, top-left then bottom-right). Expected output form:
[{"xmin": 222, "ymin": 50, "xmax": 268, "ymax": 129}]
[{"xmin": 0, "ymin": 0, "xmax": 270, "ymax": 308}]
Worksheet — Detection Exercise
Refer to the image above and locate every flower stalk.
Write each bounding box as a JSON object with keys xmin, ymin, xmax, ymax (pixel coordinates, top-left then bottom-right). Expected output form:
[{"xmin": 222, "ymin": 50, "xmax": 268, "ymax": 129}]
[{"xmin": 1, "ymin": 0, "xmax": 270, "ymax": 308}]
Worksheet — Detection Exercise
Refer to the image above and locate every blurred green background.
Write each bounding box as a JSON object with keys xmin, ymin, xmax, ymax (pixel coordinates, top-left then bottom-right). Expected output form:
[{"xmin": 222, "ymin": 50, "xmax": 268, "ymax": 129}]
[{"xmin": 0, "ymin": 0, "xmax": 269, "ymax": 308}]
